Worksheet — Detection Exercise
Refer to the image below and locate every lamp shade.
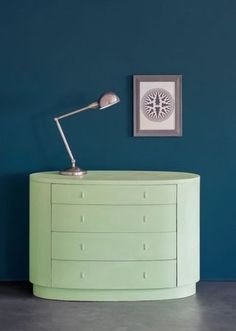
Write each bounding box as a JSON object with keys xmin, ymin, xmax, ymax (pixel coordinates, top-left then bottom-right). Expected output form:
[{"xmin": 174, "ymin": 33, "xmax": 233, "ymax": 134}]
[{"xmin": 98, "ymin": 92, "xmax": 120, "ymax": 110}]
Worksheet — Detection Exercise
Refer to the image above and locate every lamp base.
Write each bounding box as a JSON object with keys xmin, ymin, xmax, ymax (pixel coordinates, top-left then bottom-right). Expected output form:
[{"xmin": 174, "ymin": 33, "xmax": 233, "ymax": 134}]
[{"xmin": 59, "ymin": 167, "xmax": 87, "ymax": 177}]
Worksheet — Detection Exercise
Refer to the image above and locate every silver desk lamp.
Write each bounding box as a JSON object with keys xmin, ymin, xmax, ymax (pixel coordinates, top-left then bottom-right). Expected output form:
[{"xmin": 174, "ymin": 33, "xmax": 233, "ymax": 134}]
[{"xmin": 54, "ymin": 91, "xmax": 120, "ymax": 176}]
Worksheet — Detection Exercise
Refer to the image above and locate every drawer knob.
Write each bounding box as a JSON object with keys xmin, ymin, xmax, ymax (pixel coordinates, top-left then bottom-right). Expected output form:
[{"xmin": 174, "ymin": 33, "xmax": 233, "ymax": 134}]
[
  {"xmin": 143, "ymin": 243, "xmax": 147, "ymax": 251},
  {"xmin": 143, "ymin": 216, "xmax": 147, "ymax": 223},
  {"xmin": 80, "ymin": 192, "xmax": 85, "ymax": 199},
  {"xmin": 80, "ymin": 243, "xmax": 85, "ymax": 251},
  {"xmin": 80, "ymin": 215, "xmax": 85, "ymax": 223},
  {"xmin": 80, "ymin": 272, "xmax": 85, "ymax": 279},
  {"xmin": 143, "ymin": 192, "xmax": 148, "ymax": 199},
  {"xmin": 143, "ymin": 272, "xmax": 147, "ymax": 279}
]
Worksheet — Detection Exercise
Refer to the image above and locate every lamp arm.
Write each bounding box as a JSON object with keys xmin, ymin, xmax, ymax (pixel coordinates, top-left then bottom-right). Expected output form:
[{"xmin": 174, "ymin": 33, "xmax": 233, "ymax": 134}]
[
  {"xmin": 56, "ymin": 102, "xmax": 98, "ymax": 120},
  {"xmin": 54, "ymin": 118, "xmax": 76, "ymax": 167},
  {"xmin": 54, "ymin": 102, "xmax": 98, "ymax": 168}
]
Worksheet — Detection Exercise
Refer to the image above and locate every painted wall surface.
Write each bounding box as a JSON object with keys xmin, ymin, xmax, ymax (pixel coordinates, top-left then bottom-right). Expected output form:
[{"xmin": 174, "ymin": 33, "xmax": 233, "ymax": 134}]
[{"xmin": 0, "ymin": 0, "xmax": 236, "ymax": 280}]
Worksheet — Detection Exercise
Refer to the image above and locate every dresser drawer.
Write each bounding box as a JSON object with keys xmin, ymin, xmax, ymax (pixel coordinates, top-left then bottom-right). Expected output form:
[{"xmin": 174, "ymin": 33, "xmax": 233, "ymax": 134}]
[
  {"xmin": 52, "ymin": 232, "xmax": 176, "ymax": 261},
  {"xmin": 52, "ymin": 184, "xmax": 176, "ymax": 205},
  {"xmin": 52, "ymin": 205, "xmax": 176, "ymax": 233},
  {"xmin": 52, "ymin": 260, "xmax": 176, "ymax": 289}
]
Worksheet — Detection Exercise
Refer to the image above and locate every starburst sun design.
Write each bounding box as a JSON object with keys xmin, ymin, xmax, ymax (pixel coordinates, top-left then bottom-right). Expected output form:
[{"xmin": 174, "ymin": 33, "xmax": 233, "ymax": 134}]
[{"xmin": 141, "ymin": 88, "xmax": 174, "ymax": 122}]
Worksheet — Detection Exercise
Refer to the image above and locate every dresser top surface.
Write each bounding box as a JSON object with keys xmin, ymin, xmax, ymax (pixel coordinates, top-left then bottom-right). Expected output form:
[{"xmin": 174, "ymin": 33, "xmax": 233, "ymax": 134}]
[{"xmin": 30, "ymin": 171, "xmax": 199, "ymax": 184}]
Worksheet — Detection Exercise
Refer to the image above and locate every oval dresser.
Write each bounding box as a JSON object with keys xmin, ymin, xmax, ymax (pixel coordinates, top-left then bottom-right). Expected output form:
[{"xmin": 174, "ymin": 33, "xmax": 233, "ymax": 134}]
[{"xmin": 30, "ymin": 171, "xmax": 200, "ymax": 301}]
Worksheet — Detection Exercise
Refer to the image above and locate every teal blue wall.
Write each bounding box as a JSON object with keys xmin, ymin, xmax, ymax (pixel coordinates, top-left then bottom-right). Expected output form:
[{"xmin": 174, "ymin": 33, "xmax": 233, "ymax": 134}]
[{"xmin": 1, "ymin": 0, "xmax": 236, "ymax": 280}]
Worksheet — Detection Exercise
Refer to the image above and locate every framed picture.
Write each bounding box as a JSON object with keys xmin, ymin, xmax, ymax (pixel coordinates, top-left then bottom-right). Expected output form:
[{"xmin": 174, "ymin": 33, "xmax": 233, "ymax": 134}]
[{"xmin": 133, "ymin": 75, "xmax": 182, "ymax": 136}]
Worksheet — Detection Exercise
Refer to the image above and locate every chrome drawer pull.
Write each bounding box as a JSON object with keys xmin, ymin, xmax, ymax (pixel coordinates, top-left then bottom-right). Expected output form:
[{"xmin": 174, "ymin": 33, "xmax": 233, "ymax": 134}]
[
  {"xmin": 80, "ymin": 215, "xmax": 85, "ymax": 223},
  {"xmin": 80, "ymin": 272, "xmax": 85, "ymax": 279},
  {"xmin": 143, "ymin": 216, "xmax": 147, "ymax": 223},
  {"xmin": 143, "ymin": 272, "xmax": 147, "ymax": 279},
  {"xmin": 143, "ymin": 243, "xmax": 147, "ymax": 251},
  {"xmin": 143, "ymin": 192, "xmax": 148, "ymax": 199},
  {"xmin": 80, "ymin": 243, "xmax": 85, "ymax": 251}
]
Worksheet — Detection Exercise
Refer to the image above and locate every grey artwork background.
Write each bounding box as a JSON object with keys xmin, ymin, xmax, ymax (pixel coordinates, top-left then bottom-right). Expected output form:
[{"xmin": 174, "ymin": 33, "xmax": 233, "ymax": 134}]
[{"xmin": 133, "ymin": 75, "xmax": 182, "ymax": 137}]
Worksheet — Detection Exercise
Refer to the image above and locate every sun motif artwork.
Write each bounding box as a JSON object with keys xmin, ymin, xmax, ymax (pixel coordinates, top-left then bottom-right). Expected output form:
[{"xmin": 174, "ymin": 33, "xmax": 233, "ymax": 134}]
[{"xmin": 141, "ymin": 88, "xmax": 175, "ymax": 122}]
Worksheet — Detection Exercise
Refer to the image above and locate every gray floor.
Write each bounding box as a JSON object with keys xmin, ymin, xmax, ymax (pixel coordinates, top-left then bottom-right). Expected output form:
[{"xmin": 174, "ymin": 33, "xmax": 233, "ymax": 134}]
[{"xmin": 0, "ymin": 282, "xmax": 236, "ymax": 331}]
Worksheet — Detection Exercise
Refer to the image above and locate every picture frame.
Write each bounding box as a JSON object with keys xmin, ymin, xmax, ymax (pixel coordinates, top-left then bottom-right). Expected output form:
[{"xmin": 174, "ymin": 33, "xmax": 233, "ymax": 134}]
[{"xmin": 133, "ymin": 75, "xmax": 182, "ymax": 137}]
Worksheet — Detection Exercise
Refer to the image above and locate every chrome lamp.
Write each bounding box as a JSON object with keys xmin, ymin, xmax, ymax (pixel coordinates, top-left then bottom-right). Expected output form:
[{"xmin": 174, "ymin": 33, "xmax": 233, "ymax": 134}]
[{"xmin": 54, "ymin": 91, "xmax": 120, "ymax": 176}]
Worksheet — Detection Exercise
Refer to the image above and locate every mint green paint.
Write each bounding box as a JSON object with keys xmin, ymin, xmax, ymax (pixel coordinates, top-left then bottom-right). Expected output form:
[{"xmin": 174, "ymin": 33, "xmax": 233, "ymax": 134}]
[
  {"xmin": 31, "ymin": 171, "xmax": 198, "ymax": 184},
  {"xmin": 52, "ymin": 205, "xmax": 176, "ymax": 233},
  {"xmin": 29, "ymin": 181, "xmax": 51, "ymax": 286},
  {"xmin": 52, "ymin": 260, "xmax": 176, "ymax": 290},
  {"xmin": 177, "ymin": 181, "xmax": 200, "ymax": 286},
  {"xmin": 52, "ymin": 183, "xmax": 176, "ymax": 205},
  {"xmin": 33, "ymin": 284, "xmax": 196, "ymax": 302},
  {"xmin": 52, "ymin": 232, "xmax": 176, "ymax": 261},
  {"xmin": 30, "ymin": 171, "xmax": 199, "ymax": 301}
]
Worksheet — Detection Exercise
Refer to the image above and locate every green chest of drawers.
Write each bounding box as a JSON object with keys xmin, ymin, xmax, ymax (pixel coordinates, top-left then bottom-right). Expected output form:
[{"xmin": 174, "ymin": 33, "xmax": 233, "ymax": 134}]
[{"xmin": 30, "ymin": 171, "xmax": 200, "ymax": 301}]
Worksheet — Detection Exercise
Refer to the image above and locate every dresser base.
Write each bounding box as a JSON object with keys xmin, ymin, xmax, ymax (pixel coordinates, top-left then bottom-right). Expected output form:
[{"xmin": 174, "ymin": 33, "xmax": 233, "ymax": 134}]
[{"xmin": 33, "ymin": 284, "xmax": 196, "ymax": 301}]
